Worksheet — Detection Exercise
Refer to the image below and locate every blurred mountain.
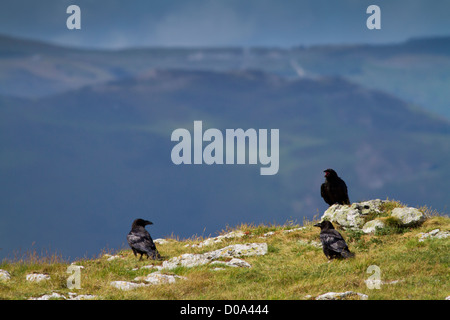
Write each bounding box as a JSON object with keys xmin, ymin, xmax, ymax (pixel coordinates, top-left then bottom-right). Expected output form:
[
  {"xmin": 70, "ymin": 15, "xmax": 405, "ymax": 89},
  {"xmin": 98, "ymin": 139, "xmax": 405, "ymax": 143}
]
[
  {"xmin": 1, "ymin": 67, "xmax": 449, "ymax": 261},
  {"xmin": 1, "ymin": 34, "xmax": 450, "ymax": 118}
]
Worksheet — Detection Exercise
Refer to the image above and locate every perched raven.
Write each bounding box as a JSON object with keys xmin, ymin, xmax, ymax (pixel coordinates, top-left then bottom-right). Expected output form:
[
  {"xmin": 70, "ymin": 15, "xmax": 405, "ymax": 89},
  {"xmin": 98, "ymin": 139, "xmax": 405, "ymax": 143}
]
[
  {"xmin": 314, "ymin": 220, "xmax": 354, "ymax": 260},
  {"xmin": 127, "ymin": 218, "xmax": 161, "ymax": 260},
  {"xmin": 320, "ymin": 168, "xmax": 350, "ymax": 206}
]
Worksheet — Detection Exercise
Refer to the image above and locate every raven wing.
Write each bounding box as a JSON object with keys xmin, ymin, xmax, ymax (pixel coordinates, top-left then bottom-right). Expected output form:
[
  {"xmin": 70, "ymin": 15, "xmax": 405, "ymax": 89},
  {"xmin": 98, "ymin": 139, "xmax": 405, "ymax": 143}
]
[
  {"xmin": 335, "ymin": 178, "xmax": 350, "ymax": 204},
  {"xmin": 320, "ymin": 229, "xmax": 349, "ymax": 253},
  {"xmin": 127, "ymin": 230, "xmax": 157, "ymax": 254},
  {"xmin": 321, "ymin": 182, "xmax": 333, "ymax": 206}
]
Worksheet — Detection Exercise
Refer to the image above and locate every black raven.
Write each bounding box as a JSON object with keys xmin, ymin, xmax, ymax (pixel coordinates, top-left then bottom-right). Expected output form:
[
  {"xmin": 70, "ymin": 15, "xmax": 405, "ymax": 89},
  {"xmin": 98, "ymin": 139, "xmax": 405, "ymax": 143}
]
[
  {"xmin": 314, "ymin": 220, "xmax": 354, "ymax": 260},
  {"xmin": 127, "ymin": 218, "xmax": 161, "ymax": 260},
  {"xmin": 320, "ymin": 168, "xmax": 350, "ymax": 206}
]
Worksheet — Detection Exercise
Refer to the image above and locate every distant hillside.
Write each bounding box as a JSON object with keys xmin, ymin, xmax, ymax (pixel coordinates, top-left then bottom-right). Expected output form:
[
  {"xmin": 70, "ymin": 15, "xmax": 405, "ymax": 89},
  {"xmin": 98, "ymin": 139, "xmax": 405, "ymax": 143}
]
[
  {"xmin": 1, "ymin": 34, "xmax": 450, "ymax": 118},
  {"xmin": 1, "ymin": 69, "xmax": 449, "ymax": 260}
]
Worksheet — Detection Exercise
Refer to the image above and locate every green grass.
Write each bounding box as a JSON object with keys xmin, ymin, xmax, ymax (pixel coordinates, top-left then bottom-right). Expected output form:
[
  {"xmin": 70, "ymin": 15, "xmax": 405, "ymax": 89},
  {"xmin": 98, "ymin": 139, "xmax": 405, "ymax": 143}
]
[{"xmin": 1, "ymin": 202, "xmax": 449, "ymax": 300}]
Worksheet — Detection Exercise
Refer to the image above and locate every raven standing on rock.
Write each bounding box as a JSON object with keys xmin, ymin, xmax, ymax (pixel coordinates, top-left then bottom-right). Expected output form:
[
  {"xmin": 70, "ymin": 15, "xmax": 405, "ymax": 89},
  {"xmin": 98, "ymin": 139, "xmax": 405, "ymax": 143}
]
[
  {"xmin": 127, "ymin": 219, "xmax": 161, "ymax": 260},
  {"xmin": 321, "ymin": 169, "xmax": 350, "ymax": 206},
  {"xmin": 314, "ymin": 220, "xmax": 355, "ymax": 260}
]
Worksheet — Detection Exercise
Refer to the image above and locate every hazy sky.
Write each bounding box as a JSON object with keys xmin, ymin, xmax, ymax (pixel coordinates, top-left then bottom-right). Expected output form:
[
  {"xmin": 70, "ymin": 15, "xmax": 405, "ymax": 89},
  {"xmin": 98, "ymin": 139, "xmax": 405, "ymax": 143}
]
[{"xmin": 1, "ymin": 0, "xmax": 449, "ymax": 48}]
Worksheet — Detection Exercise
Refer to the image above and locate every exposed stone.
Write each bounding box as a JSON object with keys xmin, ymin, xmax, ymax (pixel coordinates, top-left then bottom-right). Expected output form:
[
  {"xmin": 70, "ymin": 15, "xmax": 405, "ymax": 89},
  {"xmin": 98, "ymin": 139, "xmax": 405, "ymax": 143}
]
[
  {"xmin": 321, "ymin": 200, "xmax": 385, "ymax": 229},
  {"xmin": 211, "ymin": 258, "xmax": 252, "ymax": 268},
  {"xmin": 162, "ymin": 253, "xmax": 210, "ymax": 269},
  {"xmin": 154, "ymin": 238, "xmax": 170, "ymax": 245},
  {"xmin": 26, "ymin": 273, "xmax": 50, "ymax": 282},
  {"xmin": 261, "ymin": 231, "xmax": 275, "ymax": 238},
  {"xmin": 104, "ymin": 254, "xmax": 124, "ymax": 261},
  {"xmin": 320, "ymin": 200, "xmax": 429, "ymax": 232},
  {"xmin": 67, "ymin": 292, "xmax": 97, "ymax": 300},
  {"xmin": 0, "ymin": 269, "xmax": 11, "ymax": 281},
  {"xmin": 112, "ymin": 272, "xmax": 186, "ymax": 290},
  {"xmin": 28, "ymin": 292, "xmax": 97, "ymax": 300},
  {"xmin": 362, "ymin": 219, "xmax": 385, "ymax": 234},
  {"xmin": 391, "ymin": 207, "xmax": 426, "ymax": 227},
  {"xmin": 418, "ymin": 229, "xmax": 450, "ymax": 242},
  {"xmin": 134, "ymin": 272, "xmax": 186, "ymax": 285},
  {"xmin": 162, "ymin": 243, "xmax": 267, "ymax": 270},
  {"xmin": 190, "ymin": 231, "xmax": 246, "ymax": 248},
  {"xmin": 315, "ymin": 291, "xmax": 368, "ymax": 300},
  {"xmin": 28, "ymin": 292, "xmax": 65, "ymax": 300},
  {"xmin": 110, "ymin": 280, "xmax": 146, "ymax": 291},
  {"xmin": 208, "ymin": 243, "xmax": 268, "ymax": 259}
]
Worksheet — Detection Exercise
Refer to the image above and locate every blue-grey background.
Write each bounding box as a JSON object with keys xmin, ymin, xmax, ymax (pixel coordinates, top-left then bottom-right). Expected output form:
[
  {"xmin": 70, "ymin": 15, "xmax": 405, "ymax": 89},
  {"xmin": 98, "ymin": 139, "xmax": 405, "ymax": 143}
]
[{"xmin": 0, "ymin": 0, "xmax": 449, "ymax": 261}]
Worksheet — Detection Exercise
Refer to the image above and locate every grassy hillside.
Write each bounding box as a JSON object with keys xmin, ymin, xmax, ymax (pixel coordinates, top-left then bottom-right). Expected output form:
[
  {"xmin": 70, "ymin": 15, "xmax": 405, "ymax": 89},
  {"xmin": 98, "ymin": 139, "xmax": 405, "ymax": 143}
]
[{"xmin": 1, "ymin": 201, "xmax": 448, "ymax": 300}]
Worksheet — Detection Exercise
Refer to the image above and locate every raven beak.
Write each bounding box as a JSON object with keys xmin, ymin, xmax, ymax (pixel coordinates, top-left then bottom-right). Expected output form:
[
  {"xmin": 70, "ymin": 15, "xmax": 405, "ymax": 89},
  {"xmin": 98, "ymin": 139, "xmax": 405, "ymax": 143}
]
[
  {"xmin": 313, "ymin": 222, "xmax": 321, "ymax": 227},
  {"xmin": 145, "ymin": 220, "xmax": 153, "ymax": 225}
]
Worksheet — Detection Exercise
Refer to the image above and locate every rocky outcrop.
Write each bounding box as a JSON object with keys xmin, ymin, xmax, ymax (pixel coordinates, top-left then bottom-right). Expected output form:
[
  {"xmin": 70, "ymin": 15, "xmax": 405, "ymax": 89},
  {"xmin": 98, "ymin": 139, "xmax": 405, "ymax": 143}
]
[
  {"xmin": 320, "ymin": 199, "xmax": 426, "ymax": 234},
  {"xmin": 418, "ymin": 229, "xmax": 450, "ymax": 242},
  {"xmin": 162, "ymin": 243, "xmax": 267, "ymax": 270},
  {"xmin": 321, "ymin": 199, "xmax": 386, "ymax": 230},
  {"xmin": 110, "ymin": 243, "xmax": 267, "ymax": 290}
]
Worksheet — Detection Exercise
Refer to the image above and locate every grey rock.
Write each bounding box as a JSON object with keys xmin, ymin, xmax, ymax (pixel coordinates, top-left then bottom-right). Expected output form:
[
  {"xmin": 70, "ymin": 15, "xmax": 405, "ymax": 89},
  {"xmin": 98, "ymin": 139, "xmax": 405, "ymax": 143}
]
[
  {"xmin": 67, "ymin": 292, "xmax": 97, "ymax": 300},
  {"xmin": 189, "ymin": 231, "xmax": 246, "ymax": 248},
  {"xmin": 134, "ymin": 272, "xmax": 186, "ymax": 285},
  {"xmin": 26, "ymin": 273, "xmax": 50, "ymax": 282},
  {"xmin": 391, "ymin": 207, "xmax": 426, "ymax": 227},
  {"xmin": 103, "ymin": 254, "xmax": 124, "ymax": 261},
  {"xmin": 28, "ymin": 292, "xmax": 66, "ymax": 300},
  {"xmin": 154, "ymin": 238, "xmax": 171, "ymax": 245},
  {"xmin": 162, "ymin": 243, "xmax": 267, "ymax": 270},
  {"xmin": 315, "ymin": 291, "xmax": 368, "ymax": 300},
  {"xmin": 162, "ymin": 253, "xmax": 210, "ymax": 269},
  {"xmin": 0, "ymin": 269, "xmax": 11, "ymax": 281},
  {"xmin": 207, "ymin": 243, "xmax": 268, "ymax": 259},
  {"xmin": 28, "ymin": 292, "xmax": 97, "ymax": 300},
  {"xmin": 418, "ymin": 229, "xmax": 450, "ymax": 242},
  {"xmin": 211, "ymin": 258, "xmax": 252, "ymax": 268},
  {"xmin": 110, "ymin": 280, "xmax": 146, "ymax": 291},
  {"xmin": 321, "ymin": 199, "xmax": 386, "ymax": 229},
  {"xmin": 362, "ymin": 219, "xmax": 385, "ymax": 234}
]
